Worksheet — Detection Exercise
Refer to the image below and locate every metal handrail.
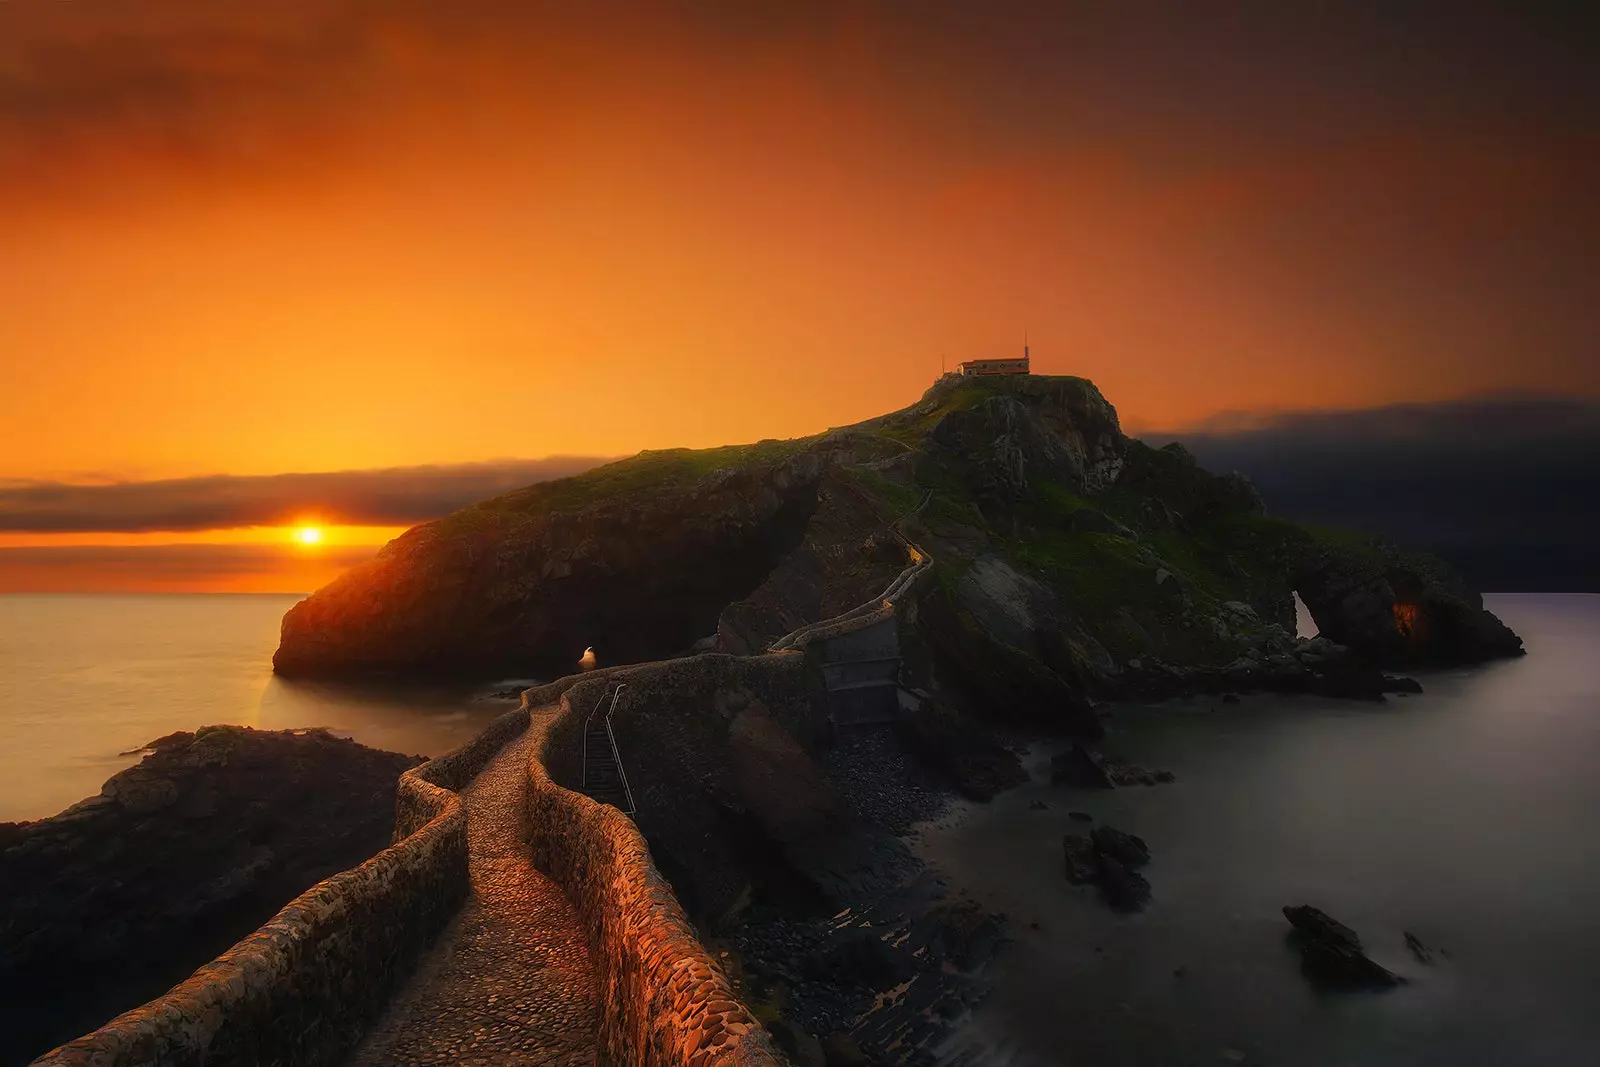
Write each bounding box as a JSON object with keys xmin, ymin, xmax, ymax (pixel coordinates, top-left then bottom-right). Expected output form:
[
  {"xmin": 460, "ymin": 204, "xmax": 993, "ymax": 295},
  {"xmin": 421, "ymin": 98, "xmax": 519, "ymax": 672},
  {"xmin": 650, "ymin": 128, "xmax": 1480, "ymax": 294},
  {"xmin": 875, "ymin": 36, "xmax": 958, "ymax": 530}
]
[
  {"xmin": 580, "ymin": 682, "xmax": 636, "ymax": 815},
  {"xmin": 604, "ymin": 685, "xmax": 637, "ymax": 816}
]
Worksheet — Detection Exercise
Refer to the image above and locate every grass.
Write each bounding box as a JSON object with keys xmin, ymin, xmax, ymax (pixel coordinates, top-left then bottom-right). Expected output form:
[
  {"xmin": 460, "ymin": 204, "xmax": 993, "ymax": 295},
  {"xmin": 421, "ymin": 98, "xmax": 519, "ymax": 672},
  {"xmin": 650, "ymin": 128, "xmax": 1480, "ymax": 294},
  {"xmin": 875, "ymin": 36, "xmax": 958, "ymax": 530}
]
[
  {"xmin": 461, "ymin": 437, "xmax": 813, "ymax": 517},
  {"xmin": 841, "ymin": 466, "xmax": 923, "ymax": 516}
]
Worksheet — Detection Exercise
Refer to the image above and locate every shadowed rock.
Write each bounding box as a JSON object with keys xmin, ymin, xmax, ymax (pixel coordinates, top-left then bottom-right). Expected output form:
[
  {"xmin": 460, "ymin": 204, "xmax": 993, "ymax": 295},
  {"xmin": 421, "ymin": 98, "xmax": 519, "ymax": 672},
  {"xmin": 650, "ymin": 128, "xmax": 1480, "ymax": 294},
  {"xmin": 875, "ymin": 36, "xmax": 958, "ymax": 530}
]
[
  {"xmin": 0, "ymin": 727, "xmax": 420, "ymax": 1065},
  {"xmin": 1283, "ymin": 905, "xmax": 1404, "ymax": 989}
]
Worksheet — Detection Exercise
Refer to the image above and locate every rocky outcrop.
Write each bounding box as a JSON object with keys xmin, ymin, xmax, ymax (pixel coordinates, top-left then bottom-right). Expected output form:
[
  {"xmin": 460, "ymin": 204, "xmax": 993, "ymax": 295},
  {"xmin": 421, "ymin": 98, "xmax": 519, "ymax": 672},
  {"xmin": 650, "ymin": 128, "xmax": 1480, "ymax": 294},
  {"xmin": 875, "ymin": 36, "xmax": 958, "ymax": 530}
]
[
  {"xmin": 1283, "ymin": 905, "xmax": 1403, "ymax": 989},
  {"xmin": 24, "ymin": 728, "xmax": 473, "ymax": 1067},
  {"xmin": 923, "ymin": 375, "xmax": 1127, "ymax": 510},
  {"xmin": 1061, "ymin": 824, "xmax": 1153, "ymax": 912},
  {"xmin": 1, "ymin": 727, "xmax": 423, "ymax": 1066},
  {"xmin": 1294, "ymin": 540, "xmax": 1525, "ymax": 666}
]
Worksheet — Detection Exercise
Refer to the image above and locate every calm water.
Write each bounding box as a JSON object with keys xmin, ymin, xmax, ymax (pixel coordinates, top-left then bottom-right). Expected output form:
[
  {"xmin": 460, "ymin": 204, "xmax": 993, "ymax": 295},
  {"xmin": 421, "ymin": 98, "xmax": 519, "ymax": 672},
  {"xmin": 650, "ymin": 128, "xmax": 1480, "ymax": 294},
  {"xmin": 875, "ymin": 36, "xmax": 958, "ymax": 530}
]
[
  {"xmin": 0, "ymin": 594, "xmax": 522, "ymax": 823},
  {"xmin": 919, "ymin": 594, "xmax": 1600, "ymax": 1067}
]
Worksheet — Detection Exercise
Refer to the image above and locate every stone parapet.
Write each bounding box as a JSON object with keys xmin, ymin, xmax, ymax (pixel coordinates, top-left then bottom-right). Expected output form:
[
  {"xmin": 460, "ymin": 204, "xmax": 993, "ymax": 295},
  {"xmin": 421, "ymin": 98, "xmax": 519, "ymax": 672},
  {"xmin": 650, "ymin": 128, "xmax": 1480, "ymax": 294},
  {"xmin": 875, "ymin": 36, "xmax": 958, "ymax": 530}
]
[
  {"xmin": 526, "ymin": 703, "xmax": 783, "ymax": 1067},
  {"xmin": 29, "ymin": 714, "xmax": 536, "ymax": 1067}
]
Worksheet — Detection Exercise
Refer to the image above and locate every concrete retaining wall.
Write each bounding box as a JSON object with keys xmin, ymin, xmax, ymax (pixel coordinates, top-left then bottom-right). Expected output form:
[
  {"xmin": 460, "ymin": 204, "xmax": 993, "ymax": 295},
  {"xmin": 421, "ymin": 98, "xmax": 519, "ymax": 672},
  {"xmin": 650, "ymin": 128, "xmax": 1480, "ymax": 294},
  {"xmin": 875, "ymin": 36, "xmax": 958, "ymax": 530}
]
[
  {"xmin": 31, "ymin": 710, "xmax": 534, "ymax": 1067},
  {"xmin": 527, "ymin": 701, "xmax": 782, "ymax": 1067}
]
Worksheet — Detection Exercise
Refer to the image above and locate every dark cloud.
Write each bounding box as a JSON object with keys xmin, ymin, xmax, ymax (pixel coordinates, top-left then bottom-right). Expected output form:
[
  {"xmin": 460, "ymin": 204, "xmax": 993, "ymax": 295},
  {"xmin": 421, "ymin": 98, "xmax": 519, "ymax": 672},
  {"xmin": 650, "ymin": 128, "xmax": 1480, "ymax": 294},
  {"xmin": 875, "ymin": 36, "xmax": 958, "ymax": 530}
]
[
  {"xmin": 4, "ymin": 2, "xmax": 1594, "ymax": 191},
  {"xmin": 1145, "ymin": 396, "xmax": 1600, "ymax": 592},
  {"xmin": 0, "ymin": 457, "xmax": 612, "ymax": 532}
]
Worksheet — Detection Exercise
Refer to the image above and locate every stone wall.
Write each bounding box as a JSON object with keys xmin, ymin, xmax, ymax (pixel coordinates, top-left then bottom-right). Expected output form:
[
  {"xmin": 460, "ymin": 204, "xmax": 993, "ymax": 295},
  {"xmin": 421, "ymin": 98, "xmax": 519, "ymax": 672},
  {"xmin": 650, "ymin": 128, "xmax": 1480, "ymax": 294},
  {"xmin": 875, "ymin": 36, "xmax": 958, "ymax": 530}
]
[
  {"xmin": 526, "ymin": 705, "xmax": 784, "ymax": 1067},
  {"xmin": 30, "ymin": 714, "xmax": 533, "ymax": 1067}
]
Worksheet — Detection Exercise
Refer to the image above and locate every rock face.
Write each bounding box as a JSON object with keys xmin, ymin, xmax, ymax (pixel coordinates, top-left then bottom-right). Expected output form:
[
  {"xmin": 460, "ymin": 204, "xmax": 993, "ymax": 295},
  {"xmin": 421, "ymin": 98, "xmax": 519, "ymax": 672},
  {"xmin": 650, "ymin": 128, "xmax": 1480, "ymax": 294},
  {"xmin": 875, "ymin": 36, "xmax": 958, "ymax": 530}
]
[
  {"xmin": 1294, "ymin": 540, "xmax": 1525, "ymax": 666},
  {"xmin": 274, "ymin": 373, "xmax": 1522, "ymax": 733},
  {"xmin": 275, "ymin": 449, "xmax": 826, "ymax": 678},
  {"xmin": 0, "ymin": 726, "xmax": 420, "ymax": 1065}
]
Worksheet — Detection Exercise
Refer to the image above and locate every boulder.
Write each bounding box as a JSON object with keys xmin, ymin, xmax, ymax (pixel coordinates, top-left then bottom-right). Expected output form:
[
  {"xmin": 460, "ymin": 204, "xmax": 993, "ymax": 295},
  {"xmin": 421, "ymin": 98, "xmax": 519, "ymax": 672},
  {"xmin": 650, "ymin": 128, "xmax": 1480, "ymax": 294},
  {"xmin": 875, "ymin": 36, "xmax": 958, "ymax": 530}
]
[
  {"xmin": 1097, "ymin": 857, "xmax": 1152, "ymax": 912},
  {"xmin": 1283, "ymin": 905, "xmax": 1363, "ymax": 951},
  {"xmin": 1090, "ymin": 826, "xmax": 1150, "ymax": 869},
  {"xmin": 1064, "ymin": 826, "xmax": 1155, "ymax": 911},
  {"xmin": 1062, "ymin": 834, "xmax": 1099, "ymax": 885},
  {"xmin": 1282, "ymin": 905, "xmax": 1403, "ymax": 989}
]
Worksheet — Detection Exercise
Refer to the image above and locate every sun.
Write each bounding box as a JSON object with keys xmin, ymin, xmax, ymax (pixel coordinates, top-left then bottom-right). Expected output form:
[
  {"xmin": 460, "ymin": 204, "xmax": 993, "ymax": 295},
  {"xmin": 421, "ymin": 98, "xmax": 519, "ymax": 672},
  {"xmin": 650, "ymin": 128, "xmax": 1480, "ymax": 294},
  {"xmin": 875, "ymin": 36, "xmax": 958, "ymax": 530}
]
[{"xmin": 293, "ymin": 525, "xmax": 324, "ymax": 546}]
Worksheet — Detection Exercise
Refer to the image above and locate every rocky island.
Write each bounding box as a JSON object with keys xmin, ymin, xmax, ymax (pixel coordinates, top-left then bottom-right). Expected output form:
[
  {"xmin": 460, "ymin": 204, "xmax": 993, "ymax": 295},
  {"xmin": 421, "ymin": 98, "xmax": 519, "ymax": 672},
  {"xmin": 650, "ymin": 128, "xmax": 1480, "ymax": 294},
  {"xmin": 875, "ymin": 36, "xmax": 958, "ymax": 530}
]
[
  {"xmin": 262, "ymin": 373, "xmax": 1523, "ymax": 1064},
  {"xmin": 276, "ymin": 372, "xmax": 1522, "ymax": 694}
]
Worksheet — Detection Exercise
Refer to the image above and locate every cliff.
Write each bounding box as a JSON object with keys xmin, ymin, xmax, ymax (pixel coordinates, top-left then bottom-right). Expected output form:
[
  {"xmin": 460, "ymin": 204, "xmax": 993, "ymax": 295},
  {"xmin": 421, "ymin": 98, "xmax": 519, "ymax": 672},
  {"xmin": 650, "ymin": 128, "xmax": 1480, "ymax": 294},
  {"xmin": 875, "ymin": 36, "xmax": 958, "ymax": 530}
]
[{"xmin": 274, "ymin": 374, "xmax": 1523, "ymax": 711}]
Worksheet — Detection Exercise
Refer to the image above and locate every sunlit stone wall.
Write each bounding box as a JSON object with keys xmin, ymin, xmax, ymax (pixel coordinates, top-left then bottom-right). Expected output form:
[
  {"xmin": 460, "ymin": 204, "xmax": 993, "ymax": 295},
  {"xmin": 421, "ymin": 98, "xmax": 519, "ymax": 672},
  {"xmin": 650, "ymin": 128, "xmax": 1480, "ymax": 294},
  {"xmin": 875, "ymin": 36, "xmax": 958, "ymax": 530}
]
[{"xmin": 528, "ymin": 690, "xmax": 782, "ymax": 1067}]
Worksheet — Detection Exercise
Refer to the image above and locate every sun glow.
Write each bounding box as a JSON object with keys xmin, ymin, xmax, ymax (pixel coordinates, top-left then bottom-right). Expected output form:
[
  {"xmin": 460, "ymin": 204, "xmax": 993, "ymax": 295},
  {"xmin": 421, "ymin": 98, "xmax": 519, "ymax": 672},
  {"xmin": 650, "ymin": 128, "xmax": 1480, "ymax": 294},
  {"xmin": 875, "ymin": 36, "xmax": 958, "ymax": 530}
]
[{"xmin": 293, "ymin": 526, "xmax": 324, "ymax": 546}]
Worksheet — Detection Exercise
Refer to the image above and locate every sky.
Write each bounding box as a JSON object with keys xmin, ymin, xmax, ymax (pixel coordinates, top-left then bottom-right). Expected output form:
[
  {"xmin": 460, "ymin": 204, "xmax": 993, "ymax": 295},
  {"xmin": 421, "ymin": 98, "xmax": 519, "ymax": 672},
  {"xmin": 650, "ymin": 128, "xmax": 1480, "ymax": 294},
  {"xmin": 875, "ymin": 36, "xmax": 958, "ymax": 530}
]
[{"xmin": 1, "ymin": 2, "xmax": 1595, "ymax": 591}]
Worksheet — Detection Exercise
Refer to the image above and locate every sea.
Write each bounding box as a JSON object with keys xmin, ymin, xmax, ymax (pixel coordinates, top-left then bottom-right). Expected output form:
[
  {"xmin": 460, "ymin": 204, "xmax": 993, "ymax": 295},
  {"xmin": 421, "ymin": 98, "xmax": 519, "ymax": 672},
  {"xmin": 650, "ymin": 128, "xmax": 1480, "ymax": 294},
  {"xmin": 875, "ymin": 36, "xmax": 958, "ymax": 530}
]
[
  {"xmin": 0, "ymin": 594, "xmax": 521, "ymax": 824},
  {"xmin": 918, "ymin": 594, "xmax": 1600, "ymax": 1067},
  {"xmin": 3, "ymin": 592, "xmax": 1596, "ymax": 1065}
]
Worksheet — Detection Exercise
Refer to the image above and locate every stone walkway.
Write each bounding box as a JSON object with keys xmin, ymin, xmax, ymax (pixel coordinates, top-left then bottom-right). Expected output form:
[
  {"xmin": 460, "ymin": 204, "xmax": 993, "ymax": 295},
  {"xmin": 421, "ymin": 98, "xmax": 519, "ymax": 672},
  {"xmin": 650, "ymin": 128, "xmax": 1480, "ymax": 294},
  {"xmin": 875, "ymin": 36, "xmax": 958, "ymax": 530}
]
[{"xmin": 350, "ymin": 729, "xmax": 598, "ymax": 1066}]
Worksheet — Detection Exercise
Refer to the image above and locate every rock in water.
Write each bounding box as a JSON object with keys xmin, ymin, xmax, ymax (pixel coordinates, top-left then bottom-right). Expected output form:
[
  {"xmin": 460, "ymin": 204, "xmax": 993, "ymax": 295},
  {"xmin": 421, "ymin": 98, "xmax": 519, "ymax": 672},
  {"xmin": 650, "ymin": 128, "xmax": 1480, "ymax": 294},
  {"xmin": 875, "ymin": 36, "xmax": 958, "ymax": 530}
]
[
  {"xmin": 1090, "ymin": 825, "xmax": 1151, "ymax": 869},
  {"xmin": 1283, "ymin": 905, "xmax": 1364, "ymax": 951},
  {"xmin": 1282, "ymin": 905, "xmax": 1403, "ymax": 989},
  {"xmin": 1097, "ymin": 857, "xmax": 1152, "ymax": 912},
  {"xmin": 1062, "ymin": 834, "xmax": 1100, "ymax": 884}
]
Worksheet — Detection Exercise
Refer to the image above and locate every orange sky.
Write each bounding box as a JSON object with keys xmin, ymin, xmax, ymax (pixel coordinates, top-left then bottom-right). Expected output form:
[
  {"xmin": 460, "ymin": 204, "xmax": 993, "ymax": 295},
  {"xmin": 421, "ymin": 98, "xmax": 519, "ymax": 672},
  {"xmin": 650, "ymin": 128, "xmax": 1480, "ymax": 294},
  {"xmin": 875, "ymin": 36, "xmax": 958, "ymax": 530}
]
[{"xmin": 1, "ymin": 3, "xmax": 1595, "ymax": 590}]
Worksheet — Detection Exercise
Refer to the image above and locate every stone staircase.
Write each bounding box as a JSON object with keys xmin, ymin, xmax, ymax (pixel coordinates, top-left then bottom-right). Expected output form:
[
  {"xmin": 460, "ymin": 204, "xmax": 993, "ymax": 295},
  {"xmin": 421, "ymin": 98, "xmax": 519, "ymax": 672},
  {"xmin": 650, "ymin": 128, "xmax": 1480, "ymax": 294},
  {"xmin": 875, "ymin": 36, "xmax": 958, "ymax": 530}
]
[{"xmin": 581, "ymin": 685, "xmax": 636, "ymax": 814}]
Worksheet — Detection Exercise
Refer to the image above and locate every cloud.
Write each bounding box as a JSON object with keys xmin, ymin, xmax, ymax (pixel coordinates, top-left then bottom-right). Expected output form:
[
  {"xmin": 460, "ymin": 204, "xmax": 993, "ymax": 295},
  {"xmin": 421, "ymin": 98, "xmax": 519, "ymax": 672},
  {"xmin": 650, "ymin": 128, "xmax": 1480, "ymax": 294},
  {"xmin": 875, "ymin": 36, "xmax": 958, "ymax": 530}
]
[
  {"xmin": 0, "ymin": 543, "xmax": 380, "ymax": 594},
  {"xmin": 0, "ymin": 457, "xmax": 613, "ymax": 533},
  {"xmin": 1143, "ymin": 395, "xmax": 1600, "ymax": 592}
]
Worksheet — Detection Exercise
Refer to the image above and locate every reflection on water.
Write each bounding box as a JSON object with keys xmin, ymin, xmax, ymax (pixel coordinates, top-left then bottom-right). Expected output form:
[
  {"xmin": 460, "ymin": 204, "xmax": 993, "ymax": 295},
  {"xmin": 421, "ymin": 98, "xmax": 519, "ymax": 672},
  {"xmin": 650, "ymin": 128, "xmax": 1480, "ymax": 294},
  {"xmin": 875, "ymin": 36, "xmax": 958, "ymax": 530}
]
[
  {"xmin": 258, "ymin": 675, "xmax": 511, "ymax": 757},
  {"xmin": 918, "ymin": 594, "xmax": 1600, "ymax": 1067},
  {"xmin": 0, "ymin": 594, "xmax": 524, "ymax": 822}
]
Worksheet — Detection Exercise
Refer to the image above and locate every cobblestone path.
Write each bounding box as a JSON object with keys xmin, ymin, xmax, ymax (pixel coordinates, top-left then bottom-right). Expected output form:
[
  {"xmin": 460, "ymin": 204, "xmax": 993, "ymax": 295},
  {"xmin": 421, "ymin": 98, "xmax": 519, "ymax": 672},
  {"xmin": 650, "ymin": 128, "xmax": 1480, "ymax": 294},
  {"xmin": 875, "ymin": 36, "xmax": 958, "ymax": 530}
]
[{"xmin": 351, "ymin": 728, "xmax": 598, "ymax": 1066}]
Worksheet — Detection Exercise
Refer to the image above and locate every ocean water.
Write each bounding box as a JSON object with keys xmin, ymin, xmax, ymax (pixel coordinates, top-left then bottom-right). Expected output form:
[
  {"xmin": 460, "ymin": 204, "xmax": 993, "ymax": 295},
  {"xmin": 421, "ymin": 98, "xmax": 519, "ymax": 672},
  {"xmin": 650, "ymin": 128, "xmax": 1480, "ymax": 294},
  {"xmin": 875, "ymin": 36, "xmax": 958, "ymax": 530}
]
[
  {"xmin": 918, "ymin": 594, "xmax": 1600, "ymax": 1067},
  {"xmin": 0, "ymin": 594, "xmax": 521, "ymax": 823}
]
